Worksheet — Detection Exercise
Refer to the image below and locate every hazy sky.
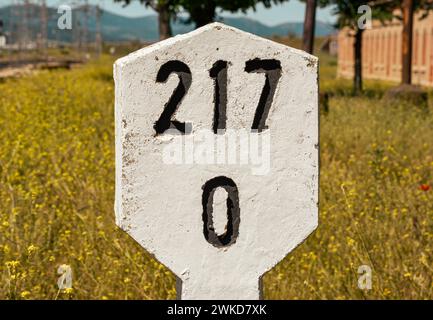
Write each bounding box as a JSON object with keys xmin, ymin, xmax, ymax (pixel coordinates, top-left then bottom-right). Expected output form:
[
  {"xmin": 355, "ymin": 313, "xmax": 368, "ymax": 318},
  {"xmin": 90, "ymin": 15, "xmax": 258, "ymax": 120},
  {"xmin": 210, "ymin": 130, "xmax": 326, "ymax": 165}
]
[{"xmin": 3, "ymin": 0, "xmax": 337, "ymax": 25}]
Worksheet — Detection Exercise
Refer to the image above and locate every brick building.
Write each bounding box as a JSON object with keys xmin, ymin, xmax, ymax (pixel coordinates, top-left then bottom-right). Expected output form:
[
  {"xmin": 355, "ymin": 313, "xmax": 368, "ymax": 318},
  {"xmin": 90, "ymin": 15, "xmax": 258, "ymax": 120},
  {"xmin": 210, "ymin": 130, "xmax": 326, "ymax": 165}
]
[{"xmin": 338, "ymin": 11, "xmax": 433, "ymax": 87}]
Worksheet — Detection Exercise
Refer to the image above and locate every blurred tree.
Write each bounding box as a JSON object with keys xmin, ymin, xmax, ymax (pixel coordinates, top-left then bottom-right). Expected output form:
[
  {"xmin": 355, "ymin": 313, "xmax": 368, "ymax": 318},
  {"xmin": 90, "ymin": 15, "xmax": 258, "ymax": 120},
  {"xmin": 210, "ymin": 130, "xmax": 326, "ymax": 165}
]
[
  {"xmin": 178, "ymin": 0, "xmax": 289, "ymax": 28},
  {"xmin": 402, "ymin": 0, "xmax": 415, "ymax": 84},
  {"xmin": 114, "ymin": 0, "xmax": 179, "ymax": 40},
  {"xmin": 300, "ymin": 0, "xmax": 328, "ymax": 54},
  {"xmin": 349, "ymin": 0, "xmax": 433, "ymax": 86},
  {"xmin": 302, "ymin": 0, "xmax": 317, "ymax": 54},
  {"xmin": 387, "ymin": 0, "xmax": 433, "ymax": 85},
  {"xmin": 323, "ymin": 1, "xmax": 393, "ymax": 94}
]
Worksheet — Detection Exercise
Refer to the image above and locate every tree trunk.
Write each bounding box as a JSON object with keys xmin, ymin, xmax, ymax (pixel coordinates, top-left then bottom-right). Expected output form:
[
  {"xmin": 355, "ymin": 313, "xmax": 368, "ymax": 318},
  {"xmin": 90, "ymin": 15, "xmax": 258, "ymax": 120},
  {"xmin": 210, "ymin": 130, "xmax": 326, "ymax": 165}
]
[
  {"xmin": 353, "ymin": 28, "xmax": 364, "ymax": 95},
  {"xmin": 158, "ymin": 3, "xmax": 172, "ymax": 40},
  {"xmin": 193, "ymin": 3, "xmax": 216, "ymax": 28},
  {"xmin": 302, "ymin": 0, "xmax": 317, "ymax": 54},
  {"xmin": 402, "ymin": 0, "xmax": 414, "ymax": 85}
]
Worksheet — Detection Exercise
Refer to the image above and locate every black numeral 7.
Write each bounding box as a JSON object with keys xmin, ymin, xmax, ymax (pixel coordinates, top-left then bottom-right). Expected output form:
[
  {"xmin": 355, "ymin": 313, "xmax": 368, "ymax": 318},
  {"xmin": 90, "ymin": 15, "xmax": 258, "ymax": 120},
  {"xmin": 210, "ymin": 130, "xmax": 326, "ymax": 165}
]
[{"xmin": 245, "ymin": 59, "xmax": 282, "ymax": 132}]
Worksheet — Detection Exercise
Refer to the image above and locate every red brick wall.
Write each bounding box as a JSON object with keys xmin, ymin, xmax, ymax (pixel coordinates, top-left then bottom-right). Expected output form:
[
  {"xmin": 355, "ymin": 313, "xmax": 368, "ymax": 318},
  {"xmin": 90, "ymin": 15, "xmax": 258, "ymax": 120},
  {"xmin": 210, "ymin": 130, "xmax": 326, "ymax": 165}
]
[{"xmin": 337, "ymin": 12, "xmax": 433, "ymax": 87}]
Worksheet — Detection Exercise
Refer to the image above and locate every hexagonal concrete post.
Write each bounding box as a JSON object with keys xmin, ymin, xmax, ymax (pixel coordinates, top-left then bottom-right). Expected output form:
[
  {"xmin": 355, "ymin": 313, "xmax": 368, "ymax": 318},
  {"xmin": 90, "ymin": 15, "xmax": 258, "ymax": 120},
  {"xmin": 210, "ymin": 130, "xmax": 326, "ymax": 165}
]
[{"xmin": 114, "ymin": 23, "xmax": 319, "ymax": 300}]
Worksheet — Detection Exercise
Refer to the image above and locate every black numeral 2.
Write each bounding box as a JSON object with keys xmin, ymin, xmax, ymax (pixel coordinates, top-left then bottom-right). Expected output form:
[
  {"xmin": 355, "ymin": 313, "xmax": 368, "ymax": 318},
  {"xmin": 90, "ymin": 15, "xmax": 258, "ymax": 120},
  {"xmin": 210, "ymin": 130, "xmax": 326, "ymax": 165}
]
[{"xmin": 154, "ymin": 60, "xmax": 192, "ymax": 134}]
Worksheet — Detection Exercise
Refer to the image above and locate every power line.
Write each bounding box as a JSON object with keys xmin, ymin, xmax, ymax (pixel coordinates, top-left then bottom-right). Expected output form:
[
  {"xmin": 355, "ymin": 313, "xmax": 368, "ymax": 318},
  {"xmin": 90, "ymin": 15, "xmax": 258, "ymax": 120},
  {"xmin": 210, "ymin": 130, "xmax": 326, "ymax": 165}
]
[{"xmin": 39, "ymin": 0, "xmax": 47, "ymax": 55}]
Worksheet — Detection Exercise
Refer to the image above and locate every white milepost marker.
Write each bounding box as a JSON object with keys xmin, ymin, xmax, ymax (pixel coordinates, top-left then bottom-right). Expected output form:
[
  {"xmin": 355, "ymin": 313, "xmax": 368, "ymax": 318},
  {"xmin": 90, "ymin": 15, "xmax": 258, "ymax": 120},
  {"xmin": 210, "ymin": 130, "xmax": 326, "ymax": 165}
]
[{"xmin": 114, "ymin": 23, "xmax": 319, "ymax": 300}]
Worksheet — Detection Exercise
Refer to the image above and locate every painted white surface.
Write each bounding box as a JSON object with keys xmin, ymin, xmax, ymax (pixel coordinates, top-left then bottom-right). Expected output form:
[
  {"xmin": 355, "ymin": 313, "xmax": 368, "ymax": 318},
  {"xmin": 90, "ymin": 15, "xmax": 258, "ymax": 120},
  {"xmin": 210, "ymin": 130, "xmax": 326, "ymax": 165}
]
[
  {"xmin": 0, "ymin": 35, "xmax": 6, "ymax": 48},
  {"xmin": 114, "ymin": 22, "xmax": 319, "ymax": 300}
]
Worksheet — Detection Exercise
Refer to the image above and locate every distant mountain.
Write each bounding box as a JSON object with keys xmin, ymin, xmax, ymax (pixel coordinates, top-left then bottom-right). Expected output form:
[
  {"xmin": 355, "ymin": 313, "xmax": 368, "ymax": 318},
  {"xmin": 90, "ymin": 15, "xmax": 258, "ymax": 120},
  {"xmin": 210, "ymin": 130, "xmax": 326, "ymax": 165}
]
[{"xmin": 0, "ymin": 4, "xmax": 335, "ymax": 43}]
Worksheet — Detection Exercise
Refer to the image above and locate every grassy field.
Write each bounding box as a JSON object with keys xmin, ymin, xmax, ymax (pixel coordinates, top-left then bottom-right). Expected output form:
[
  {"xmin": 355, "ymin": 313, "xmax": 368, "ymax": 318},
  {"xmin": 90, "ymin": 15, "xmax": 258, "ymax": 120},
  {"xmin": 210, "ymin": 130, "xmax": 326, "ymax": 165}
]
[{"xmin": 0, "ymin": 51, "xmax": 432, "ymax": 299}]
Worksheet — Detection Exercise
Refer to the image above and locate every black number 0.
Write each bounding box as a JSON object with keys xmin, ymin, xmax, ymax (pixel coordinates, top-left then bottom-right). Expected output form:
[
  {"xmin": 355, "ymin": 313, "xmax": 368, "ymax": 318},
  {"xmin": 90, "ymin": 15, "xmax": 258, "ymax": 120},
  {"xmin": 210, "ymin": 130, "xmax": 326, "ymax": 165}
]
[{"xmin": 202, "ymin": 176, "xmax": 240, "ymax": 248}]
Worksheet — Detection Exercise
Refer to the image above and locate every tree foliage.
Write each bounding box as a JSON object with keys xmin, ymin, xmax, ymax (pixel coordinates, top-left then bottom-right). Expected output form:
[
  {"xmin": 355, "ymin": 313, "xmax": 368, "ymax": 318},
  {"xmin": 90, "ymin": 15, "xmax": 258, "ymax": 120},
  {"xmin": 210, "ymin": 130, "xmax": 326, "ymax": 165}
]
[
  {"xmin": 178, "ymin": 0, "xmax": 289, "ymax": 27},
  {"xmin": 388, "ymin": 0, "xmax": 433, "ymax": 14},
  {"xmin": 114, "ymin": 0, "xmax": 290, "ymax": 29},
  {"xmin": 114, "ymin": 0, "xmax": 179, "ymax": 13},
  {"xmin": 114, "ymin": 0, "xmax": 180, "ymax": 39}
]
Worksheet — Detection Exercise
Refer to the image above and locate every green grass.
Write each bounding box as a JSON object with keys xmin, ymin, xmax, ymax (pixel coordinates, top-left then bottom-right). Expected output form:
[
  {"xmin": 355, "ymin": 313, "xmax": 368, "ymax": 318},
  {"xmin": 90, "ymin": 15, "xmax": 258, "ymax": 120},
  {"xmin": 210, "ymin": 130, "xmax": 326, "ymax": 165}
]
[{"xmin": 0, "ymin": 53, "xmax": 432, "ymax": 299}]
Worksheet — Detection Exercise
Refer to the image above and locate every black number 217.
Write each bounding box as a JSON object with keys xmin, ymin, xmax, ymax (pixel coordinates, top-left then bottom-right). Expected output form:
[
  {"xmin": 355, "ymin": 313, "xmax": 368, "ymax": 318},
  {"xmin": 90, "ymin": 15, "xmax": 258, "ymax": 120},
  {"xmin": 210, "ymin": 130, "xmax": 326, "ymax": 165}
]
[
  {"xmin": 153, "ymin": 59, "xmax": 281, "ymax": 249},
  {"xmin": 154, "ymin": 59, "xmax": 282, "ymax": 135}
]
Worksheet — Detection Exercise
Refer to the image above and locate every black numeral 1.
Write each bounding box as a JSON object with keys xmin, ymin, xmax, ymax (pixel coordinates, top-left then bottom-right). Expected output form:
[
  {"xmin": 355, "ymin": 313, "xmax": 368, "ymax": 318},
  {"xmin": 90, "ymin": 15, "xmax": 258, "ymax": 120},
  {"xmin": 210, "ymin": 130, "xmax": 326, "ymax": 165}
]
[{"xmin": 209, "ymin": 60, "xmax": 228, "ymax": 134}]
